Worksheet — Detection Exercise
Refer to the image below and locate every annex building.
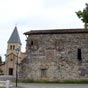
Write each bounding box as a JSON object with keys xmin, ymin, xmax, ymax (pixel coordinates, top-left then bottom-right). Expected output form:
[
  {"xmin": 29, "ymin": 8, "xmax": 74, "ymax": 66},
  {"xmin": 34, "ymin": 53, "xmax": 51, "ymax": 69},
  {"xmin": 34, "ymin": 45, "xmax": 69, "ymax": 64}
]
[{"xmin": 20, "ymin": 28, "xmax": 88, "ymax": 81}]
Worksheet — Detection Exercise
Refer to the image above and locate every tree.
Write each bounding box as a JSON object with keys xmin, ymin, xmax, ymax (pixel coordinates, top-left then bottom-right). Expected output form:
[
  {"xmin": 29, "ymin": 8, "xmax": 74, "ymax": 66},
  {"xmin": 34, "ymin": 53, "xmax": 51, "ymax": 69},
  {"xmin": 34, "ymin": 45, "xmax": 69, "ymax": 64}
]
[
  {"xmin": 0, "ymin": 56, "xmax": 2, "ymax": 64},
  {"xmin": 76, "ymin": 3, "xmax": 88, "ymax": 29}
]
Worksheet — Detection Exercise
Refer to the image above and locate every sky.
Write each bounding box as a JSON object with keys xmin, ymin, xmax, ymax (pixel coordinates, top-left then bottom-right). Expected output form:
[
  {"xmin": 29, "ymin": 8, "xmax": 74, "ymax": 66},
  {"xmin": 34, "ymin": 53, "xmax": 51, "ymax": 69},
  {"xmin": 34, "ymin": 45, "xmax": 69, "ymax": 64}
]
[{"xmin": 0, "ymin": 0, "xmax": 88, "ymax": 61}]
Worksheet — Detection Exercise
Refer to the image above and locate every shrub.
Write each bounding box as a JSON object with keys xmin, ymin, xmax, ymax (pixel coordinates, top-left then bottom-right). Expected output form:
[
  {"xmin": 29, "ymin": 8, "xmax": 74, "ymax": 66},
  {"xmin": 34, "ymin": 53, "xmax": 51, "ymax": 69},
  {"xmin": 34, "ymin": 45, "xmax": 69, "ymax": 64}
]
[{"xmin": 17, "ymin": 79, "xmax": 88, "ymax": 84}]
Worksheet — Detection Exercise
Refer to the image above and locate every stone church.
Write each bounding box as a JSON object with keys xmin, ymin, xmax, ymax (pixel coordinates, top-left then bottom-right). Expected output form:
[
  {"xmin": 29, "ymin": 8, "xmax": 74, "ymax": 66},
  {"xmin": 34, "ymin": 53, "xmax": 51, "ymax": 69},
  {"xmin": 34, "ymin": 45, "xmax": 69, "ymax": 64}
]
[
  {"xmin": 20, "ymin": 28, "xmax": 88, "ymax": 81},
  {"xmin": 5, "ymin": 26, "xmax": 26, "ymax": 76}
]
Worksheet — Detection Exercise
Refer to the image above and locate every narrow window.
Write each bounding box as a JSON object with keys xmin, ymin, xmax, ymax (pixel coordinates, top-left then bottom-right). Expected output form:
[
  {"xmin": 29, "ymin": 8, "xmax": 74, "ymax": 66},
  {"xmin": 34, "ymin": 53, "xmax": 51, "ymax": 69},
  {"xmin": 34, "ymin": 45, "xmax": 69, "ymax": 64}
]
[
  {"xmin": 77, "ymin": 48, "xmax": 82, "ymax": 61},
  {"xmin": 30, "ymin": 39, "xmax": 38, "ymax": 50},
  {"xmin": 31, "ymin": 41, "xmax": 33, "ymax": 46},
  {"xmin": 41, "ymin": 69, "xmax": 47, "ymax": 78},
  {"xmin": 10, "ymin": 45, "xmax": 12, "ymax": 50},
  {"xmin": 13, "ymin": 45, "xmax": 15, "ymax": 50}
]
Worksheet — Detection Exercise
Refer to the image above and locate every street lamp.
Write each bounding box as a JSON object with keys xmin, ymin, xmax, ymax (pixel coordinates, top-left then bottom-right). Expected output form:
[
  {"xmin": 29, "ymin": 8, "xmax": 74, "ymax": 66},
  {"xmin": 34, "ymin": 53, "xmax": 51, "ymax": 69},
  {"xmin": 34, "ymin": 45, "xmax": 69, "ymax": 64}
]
[{"xmin": 15, "ymin": 48, "xmax": 20, "ymax": 87}]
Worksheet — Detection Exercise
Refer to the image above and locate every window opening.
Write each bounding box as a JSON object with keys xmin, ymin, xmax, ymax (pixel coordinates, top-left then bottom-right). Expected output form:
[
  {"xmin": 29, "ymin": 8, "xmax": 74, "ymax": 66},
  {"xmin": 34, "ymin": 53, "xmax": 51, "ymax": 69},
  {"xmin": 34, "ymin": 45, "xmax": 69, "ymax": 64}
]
[
  {"xmin": 77, "ymin": 48, "xmax": 82, "ymax": 61},
  {"xmin": 10, "ymin": 45, "xmax": 12, "ymax": 50},
  {"xmin": 41, "ymin": 69, "xmax": 47, "ymax": 78}
]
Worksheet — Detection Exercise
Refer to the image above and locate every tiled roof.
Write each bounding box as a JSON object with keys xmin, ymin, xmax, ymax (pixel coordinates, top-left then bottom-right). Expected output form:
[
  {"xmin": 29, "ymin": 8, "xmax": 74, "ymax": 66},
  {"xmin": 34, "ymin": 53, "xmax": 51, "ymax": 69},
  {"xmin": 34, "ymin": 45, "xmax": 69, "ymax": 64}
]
[
  {"xmin": 24, "ymin": 28, "xmax": 88, "ymax": 35},
  {"xmin": 8, "ymin": 26, "xmax": 21, "ymax": 44}
]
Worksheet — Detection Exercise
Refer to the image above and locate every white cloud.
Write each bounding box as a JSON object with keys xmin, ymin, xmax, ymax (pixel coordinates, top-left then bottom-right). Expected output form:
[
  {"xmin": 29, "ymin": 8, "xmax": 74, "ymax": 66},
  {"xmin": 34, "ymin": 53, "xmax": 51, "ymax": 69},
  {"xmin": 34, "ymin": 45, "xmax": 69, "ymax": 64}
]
[
  {"xmin": 0, "ymin": 0, "xmax": 42, "ymax": 22},
  {"xmin": 0, "ymin": 0, "xmax": 88, "ymax": 61}
]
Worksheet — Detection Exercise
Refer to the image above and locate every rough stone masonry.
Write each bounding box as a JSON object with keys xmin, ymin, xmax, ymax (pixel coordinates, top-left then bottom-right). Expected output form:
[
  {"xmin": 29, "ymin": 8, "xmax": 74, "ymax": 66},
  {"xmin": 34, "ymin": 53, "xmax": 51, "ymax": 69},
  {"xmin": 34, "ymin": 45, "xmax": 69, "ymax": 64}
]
[{"xmin": 19, "ymin": 28, "xmax": 88, "ymax": 81}]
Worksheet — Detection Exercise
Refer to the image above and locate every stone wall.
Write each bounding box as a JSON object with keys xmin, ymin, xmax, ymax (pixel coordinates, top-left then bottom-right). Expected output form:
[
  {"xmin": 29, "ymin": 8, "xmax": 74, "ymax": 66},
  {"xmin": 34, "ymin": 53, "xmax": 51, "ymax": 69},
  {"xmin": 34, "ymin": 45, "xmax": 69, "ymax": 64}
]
[{"xmin": 20, "ymin": 33, "xmax": 88, "ymax": 81}]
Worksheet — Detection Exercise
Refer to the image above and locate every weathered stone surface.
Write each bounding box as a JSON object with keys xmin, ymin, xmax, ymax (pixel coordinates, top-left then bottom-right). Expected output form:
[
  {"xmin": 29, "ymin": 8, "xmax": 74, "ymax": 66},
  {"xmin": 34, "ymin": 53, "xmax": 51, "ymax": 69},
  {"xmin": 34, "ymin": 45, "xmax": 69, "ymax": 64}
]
[{"xmin": 19, "ymin": 31, "xmax": 88, "ymax": 81}]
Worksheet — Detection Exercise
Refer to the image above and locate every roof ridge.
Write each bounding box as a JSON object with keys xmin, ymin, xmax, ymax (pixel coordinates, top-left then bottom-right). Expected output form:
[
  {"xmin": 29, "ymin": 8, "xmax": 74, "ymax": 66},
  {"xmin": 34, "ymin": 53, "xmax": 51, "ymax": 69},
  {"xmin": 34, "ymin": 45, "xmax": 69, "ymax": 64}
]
[{"xmin": 24, "ymin": 28, "xmax": 88, "ymax": 35}]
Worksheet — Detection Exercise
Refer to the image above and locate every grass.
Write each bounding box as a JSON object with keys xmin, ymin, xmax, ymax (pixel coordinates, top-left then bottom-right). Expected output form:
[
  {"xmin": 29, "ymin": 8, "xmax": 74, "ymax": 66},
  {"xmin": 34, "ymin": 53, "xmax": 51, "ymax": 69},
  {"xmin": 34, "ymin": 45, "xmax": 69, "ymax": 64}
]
[
  {"xmin": 61, "ymin": 80, "xmax": 88, "ymax": 84},
  {"xmin": 17, "ymin": 79, "xmax": 88, "ymax": 84}
]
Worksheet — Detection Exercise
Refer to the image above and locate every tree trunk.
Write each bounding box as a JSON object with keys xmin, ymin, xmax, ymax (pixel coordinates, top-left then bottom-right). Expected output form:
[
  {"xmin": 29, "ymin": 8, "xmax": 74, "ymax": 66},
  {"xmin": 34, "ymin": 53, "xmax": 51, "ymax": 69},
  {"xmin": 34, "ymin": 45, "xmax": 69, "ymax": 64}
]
[{"xmin": 84, "ymin": 22, "xmax": 88, "ymax": 29}]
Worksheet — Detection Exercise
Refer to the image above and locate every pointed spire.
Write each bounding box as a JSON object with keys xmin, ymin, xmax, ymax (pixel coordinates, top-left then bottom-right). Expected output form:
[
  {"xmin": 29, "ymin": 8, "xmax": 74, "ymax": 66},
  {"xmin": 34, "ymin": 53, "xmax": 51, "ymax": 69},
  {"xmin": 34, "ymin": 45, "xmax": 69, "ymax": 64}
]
[{"xmin": 8, "ymin": 26, "xmax": 21, "ymax": 44}]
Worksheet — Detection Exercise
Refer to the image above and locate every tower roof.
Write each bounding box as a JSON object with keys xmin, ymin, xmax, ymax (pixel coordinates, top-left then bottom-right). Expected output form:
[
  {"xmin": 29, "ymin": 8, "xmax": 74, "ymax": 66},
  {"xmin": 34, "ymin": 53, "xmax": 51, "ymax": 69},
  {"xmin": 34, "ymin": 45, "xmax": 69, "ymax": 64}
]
[{"xmin": 8, "ymin": 26, "xmax": 21, "ymax": 44}]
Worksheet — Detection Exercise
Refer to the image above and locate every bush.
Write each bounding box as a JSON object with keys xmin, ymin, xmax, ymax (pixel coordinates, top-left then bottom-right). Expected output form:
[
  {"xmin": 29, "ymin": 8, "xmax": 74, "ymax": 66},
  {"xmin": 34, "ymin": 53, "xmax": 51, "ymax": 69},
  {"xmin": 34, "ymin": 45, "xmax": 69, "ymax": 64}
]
[
  {"xmin": 17, "ymin": 79, "xmax": 88, "ymax": 84},
  {"xmin": 0, "ymin": 69, "xmax": 3, "ymax": 73},
  {"xmin": 18, "ymin": 79, "xmax": 34, "ymax": 83}
]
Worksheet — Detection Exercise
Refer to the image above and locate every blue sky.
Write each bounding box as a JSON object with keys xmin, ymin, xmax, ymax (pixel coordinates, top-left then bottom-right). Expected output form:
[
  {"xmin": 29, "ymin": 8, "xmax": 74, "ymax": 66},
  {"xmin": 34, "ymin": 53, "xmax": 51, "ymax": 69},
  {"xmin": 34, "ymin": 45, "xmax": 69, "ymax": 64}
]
[{"xmin": 0, "ymin": 0, "xmax": 88, "ymax": 61}]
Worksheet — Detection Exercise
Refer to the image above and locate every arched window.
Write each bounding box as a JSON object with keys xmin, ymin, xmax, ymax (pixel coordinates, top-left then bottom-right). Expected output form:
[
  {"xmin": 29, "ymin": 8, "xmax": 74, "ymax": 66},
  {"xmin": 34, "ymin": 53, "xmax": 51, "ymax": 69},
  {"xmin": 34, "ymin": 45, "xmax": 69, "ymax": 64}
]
[
  {"xmin": 13, "ymin": 45, "xmax": 15, "ymax": 50},
  {"xmin": 10, "ymin": 45, "xmax": 12, "ymax": 50},
  {"xmin": 10, "ymin": 45, "xmax": 15, "ymax": 50}
]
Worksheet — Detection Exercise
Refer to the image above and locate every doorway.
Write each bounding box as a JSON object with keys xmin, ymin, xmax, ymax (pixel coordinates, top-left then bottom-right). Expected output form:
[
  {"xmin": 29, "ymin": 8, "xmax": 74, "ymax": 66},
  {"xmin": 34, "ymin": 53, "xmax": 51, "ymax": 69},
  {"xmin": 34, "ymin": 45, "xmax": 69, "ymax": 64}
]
[{"xmin": 9, "ymin": 68, "xmax": 13, "ymax": 75}]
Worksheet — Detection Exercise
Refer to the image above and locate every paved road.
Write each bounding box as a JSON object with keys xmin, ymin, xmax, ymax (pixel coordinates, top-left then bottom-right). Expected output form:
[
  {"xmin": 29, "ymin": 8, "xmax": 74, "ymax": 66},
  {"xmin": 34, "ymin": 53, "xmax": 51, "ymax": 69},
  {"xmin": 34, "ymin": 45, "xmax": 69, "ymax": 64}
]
[{"xmin": 18, "ymin": 83, "xmax": 88, "ymax": 88}]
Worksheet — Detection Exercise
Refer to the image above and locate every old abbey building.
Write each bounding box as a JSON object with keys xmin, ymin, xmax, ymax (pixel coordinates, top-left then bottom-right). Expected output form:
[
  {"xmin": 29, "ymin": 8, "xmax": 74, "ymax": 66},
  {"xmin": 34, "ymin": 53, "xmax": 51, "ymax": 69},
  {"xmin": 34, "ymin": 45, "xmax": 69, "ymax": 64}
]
[{"xmin": 20, "ymin": 28, "xmax": 88, "ymax": 81}]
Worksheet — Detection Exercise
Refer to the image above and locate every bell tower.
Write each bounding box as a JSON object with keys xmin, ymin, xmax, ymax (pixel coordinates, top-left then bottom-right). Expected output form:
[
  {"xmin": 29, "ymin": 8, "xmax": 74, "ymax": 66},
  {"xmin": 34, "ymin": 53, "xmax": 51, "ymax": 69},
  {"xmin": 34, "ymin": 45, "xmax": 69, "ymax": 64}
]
[
  {"xmin": 7, "ymin": 26, "xmax": 21, "ymax": 55},
  {"xmin": 5, "ymin": 26, "xmax": 21, "ymax": 75}
]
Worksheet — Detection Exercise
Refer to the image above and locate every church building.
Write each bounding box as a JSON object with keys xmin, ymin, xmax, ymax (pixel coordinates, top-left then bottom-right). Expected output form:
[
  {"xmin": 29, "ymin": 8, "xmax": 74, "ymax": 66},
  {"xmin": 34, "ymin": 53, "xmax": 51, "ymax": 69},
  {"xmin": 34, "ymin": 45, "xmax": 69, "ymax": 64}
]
[
  {"xmin": 20, "ymin": 28, "xmax": 88, "ymax": 81},
  {"xmin": 5, "ymin": 26, "xmax": 26, "ymax": 76}
]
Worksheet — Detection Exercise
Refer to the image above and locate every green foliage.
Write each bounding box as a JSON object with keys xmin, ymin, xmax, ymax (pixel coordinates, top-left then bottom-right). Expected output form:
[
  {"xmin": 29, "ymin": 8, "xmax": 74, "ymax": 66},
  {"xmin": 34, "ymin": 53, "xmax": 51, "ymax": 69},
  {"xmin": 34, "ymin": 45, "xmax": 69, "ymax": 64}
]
[
  {"xmin": 18, "ymin": 79, "xmax": 88, "ymax": 84},
  {"xmin": 76, "ymin": 3, "xmax": 88, "ymax": 29},
  {"xmin": 18, "ymin": 79, "xmax": 34, "ymax": 83},
  {"xmin": 61, "ymin": 80, "xmax": 88, "ymax": 84},
  {"xmin": 0, "ymin": 69, "xmax": 3, "ymax": 75}
]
